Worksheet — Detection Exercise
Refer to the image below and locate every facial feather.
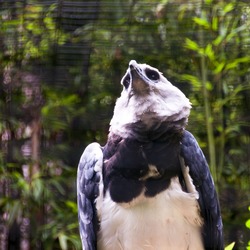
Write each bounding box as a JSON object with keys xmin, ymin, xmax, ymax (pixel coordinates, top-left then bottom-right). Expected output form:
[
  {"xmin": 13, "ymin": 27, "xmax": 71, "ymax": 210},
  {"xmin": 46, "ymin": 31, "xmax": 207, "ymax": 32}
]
[{"xmin": 109, "ymin": 60, "xmax": 191, "ymax": 138}]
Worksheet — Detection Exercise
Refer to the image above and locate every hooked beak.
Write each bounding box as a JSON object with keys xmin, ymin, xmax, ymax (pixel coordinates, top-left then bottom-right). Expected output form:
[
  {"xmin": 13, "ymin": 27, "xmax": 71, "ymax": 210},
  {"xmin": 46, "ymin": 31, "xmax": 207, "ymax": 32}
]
[{"xmin": 129, "ymin": 60, "xmax": 149, "ymax": 95}]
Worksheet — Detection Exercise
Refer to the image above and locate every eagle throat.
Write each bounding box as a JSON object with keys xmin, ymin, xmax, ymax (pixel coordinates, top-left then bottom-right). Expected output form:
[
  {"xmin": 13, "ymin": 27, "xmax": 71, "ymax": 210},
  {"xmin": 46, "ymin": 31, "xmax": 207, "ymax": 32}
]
[{"xmin": 103, "ymin": 120, "xmax": 184, "ymax": 204}]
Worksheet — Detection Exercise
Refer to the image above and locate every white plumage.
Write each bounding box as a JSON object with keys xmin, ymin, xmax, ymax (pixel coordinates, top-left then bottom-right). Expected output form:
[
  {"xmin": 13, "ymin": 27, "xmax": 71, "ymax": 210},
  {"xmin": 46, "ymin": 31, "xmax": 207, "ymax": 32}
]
[{"xmin": 97, "ymin": 177, "xmax": 203, "ymax": 250}]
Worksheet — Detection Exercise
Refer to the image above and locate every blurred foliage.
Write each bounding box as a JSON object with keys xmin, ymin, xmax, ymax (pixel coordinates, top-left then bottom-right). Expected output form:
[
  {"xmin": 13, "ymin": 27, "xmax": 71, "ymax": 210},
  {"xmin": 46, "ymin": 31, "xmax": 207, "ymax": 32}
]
[
  {"xmin": 225, "ymin": 242, "xmax": 236, "ymax": 250},
  {"xmin": 0, "ymin": 161, "xmax": 79, "ymax": 249},
  {"xmin": 0, "ymin": 0, "xmax": 250, "ymax": 249}
]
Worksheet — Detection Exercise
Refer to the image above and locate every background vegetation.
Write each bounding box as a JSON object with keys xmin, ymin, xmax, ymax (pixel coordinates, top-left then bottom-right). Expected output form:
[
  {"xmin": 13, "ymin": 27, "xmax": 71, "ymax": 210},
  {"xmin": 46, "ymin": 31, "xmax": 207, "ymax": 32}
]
[{"xmin": 0, "ymin": 0, "xmax": 249, "ymax": 249}]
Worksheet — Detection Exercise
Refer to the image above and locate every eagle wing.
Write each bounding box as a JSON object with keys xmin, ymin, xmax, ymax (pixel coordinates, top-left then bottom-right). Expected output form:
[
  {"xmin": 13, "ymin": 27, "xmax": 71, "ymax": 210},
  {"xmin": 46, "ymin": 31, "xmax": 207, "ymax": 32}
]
[
  {"xmin": 77, "ymin": 142, "xmax": 103, "ymax": 250},
  {"xmin": 180, "ymin": 130, "xmax": 224, "ymax": 250}
]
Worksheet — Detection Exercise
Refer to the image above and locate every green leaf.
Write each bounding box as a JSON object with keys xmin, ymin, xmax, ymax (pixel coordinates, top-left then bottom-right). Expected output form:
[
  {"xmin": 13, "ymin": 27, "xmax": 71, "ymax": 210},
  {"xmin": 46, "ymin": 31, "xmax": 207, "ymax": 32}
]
[
  {"xmin": 184, "ymin": 38, "xmax": 200, "ymax": 51},
  {"xmin": 66, "ymin": 201, "xmax": 78, "ymax": 214},
  {"xmin": 213, "ymin": 62, "xmax": 225, "ymax": 74},
  {"xmin": 32, "ymin": 178, "xmax": 44, "ymax": 201},
  {"xmin": 246, "ymin": 219, "xmax": 250, "ymax": 229},
  {"xmin": 204, "ymin": 44, "xmax": 215, "ymax": 61},
  {"xmin": 225, "ymin": 57, "xmax": 250, "ymax": 70},
  {"xmin": 212, "ymin": 17, "xmax": 218, "ymax": 31},
  {"xmin": 193, "ymin": 17, "xmax": 210, "ymax": 29},
  {"xmin": 246, "ymin": 206, "xmax": 250, "ymax": 229},
  {"xmin": 223, "ymin": 3, "xmax": 235, "ymax": 14},
  {"xmin": 58, "ymin": 234, "xmax": 68, "ymax": 250},
  {"xmin": 206, "ymin": 81, "xmax": 213, "ymax": 91},
  {"xmin": 213, "ymin": 35, "xmax": 224, "ymax": 46},
  {"xmin": 181, "ymin": 74, "xmax": 201, "ymax": 89},
  {"xmin": 224, "ymin": 242, "xmax": 235, "ymax": 250}
]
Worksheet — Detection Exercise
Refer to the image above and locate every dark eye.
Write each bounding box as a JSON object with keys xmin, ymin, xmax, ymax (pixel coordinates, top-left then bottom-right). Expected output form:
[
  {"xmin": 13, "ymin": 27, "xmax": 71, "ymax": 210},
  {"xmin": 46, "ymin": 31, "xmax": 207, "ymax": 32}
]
[
  {"xmin": 145, "ymin": 68, "xmax": 160, "ymax": 81},
  {"xmin": 122, "ymin": 73, "xmax": 130, "ymax": 89}
]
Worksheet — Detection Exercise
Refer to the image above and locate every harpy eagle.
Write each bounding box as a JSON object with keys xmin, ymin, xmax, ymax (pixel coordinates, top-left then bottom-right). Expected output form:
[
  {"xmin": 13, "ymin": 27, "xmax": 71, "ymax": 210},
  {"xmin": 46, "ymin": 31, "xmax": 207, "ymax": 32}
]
[{"xmin": 77, "ymin": 60, "xmax": 223, "ymax": 250}]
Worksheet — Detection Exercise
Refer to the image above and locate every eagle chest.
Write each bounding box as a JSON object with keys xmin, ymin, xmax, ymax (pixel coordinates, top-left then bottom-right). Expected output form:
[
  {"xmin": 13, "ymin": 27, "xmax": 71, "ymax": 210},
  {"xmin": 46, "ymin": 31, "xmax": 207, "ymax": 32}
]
[
  {"xmin": 97, "ymin": 177, "xmax": 204, "ymax": 250},
  {"xmin": 96, "ymin": 137, "xmax": 204, "ymax": 250},
  {"xmin": 103, "ymin": 137, "xmax": 182, "ymax": 203}
]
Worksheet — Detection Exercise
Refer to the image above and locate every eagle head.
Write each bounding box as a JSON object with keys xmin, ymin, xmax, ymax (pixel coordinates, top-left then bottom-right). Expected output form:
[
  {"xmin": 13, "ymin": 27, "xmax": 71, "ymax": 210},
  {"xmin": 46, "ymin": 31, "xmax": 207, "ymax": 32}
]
[{"xmin": 109, "ymin": 60, "xmax": 191, "ymax": 139}]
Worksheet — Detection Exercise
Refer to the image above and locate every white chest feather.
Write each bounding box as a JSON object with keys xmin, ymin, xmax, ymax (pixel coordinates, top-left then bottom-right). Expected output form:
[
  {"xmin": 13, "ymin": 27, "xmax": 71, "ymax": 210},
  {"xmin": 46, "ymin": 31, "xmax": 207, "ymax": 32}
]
[{"xmin": 96, "ymin": 177, "xmax": 204, "ymax": 250}]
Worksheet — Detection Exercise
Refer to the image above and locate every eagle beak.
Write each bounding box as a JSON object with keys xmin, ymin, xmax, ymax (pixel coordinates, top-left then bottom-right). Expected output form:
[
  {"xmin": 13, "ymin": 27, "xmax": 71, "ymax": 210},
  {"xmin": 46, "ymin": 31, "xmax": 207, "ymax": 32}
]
[{"xmin": 129, "ymin": 60, "xmax": 149, "ymax": 95}]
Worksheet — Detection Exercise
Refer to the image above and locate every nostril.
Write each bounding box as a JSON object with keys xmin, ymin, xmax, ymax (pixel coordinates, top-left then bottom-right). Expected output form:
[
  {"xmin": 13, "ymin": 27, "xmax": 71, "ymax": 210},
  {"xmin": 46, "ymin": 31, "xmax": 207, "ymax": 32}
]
[
  {"xmin": 129, "ymin": 64, "xmax": 134, "ymax": 70},
  {"xmin": 122, "ymin": 73, "xmax": 131, "ymax": 89}
]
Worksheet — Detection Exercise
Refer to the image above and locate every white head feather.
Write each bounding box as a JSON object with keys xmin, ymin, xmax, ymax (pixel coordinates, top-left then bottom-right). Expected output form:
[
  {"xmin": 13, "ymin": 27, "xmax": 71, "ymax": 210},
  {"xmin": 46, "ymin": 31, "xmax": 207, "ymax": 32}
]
[{"xmin": 109, "ymin": 60, "xmax": 191, "ymax": 138}]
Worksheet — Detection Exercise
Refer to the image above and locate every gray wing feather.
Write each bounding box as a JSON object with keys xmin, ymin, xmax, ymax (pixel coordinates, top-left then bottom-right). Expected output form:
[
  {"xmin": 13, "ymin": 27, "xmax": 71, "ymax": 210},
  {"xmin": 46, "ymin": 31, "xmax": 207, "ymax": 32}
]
[
  {"xmin": 77, "ymin": 142, "xmax": 103, "ymax": 250},
  {"xmin": 180, "ymin": 130, "xmax": 224, "ymax": 250}
]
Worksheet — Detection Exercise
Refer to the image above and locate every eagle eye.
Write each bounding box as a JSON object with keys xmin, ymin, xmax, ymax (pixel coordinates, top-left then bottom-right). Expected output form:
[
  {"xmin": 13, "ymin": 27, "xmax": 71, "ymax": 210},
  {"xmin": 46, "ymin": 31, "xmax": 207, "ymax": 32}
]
[
  {"xmin": 145, "ymin": 68, "xmax": 160, "ymax": 81},
  {"xmin": 122, "ymin": 73, "xmax": 130, "ymax": 89}
]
